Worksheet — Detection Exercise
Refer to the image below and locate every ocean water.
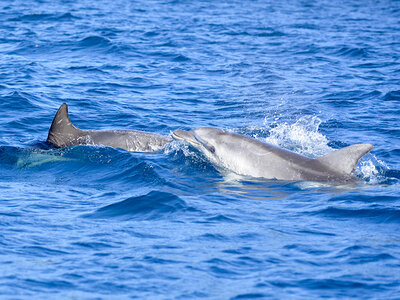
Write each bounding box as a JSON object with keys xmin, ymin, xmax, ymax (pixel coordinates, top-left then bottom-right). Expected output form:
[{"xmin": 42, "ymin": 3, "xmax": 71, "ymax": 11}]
[{"xmin": 0, "ymin": 0, "xmax": 400, "ymax": 298}]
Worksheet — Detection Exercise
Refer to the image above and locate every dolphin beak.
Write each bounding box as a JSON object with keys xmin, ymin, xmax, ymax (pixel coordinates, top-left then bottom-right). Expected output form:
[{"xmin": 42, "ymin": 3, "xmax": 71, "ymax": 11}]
[{"xmin": 172, "ymin": 129, "xmax": 200, "ymax": 147}]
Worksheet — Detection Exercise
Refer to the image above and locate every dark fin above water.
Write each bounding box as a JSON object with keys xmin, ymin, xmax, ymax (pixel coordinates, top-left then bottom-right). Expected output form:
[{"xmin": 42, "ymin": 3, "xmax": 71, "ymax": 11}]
[
  {"xmin": 316, "ymin": 143, "xmax": 374, "ymax": 175},
  {"xmin": 47, "ymin": 103, "xmax": 80, "ymax": 148}
]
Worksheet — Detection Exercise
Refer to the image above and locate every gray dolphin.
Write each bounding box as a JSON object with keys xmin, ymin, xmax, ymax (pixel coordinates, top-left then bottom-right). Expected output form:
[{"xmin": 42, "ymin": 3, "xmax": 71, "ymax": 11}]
[
  {"xmin": 47, "ymin": 103, "xmax": 171, "ymax": 152},
  {"xmin": 172, "ymin": 127, "xmax": 373, "ymax": 182}
]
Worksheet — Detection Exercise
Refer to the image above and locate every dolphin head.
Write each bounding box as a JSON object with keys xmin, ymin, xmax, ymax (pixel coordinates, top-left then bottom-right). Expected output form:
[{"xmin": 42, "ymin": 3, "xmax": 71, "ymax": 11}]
[{"xmin": 172, "ymin": 128, "xmax": 224, "ymax": 156}]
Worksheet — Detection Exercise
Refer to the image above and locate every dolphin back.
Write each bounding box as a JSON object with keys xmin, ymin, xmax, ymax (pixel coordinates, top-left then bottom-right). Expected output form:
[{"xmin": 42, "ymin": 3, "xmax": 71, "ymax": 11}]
[
  {"xmin": 315, "ymin": 143, "xmax": 373, "ymax": 176},
  {"xmin": 47, "ymin": 103, "xmax": 81, "ymax": 148}
]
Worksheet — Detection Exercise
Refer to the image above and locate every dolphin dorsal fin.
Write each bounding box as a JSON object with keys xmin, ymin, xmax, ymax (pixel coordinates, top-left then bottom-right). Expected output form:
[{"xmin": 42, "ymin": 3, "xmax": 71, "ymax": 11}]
[
  {"xmin": 316, "ymin": 143, "xmax": 373, "ymax": 175},
  {"xmin": 47, "ymin": 103, "xmax": 80, "ymax": 148}
]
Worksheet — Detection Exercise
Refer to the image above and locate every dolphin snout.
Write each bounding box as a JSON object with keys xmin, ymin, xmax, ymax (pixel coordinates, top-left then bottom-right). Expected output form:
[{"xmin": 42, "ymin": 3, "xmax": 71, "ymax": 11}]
[
  {"xmin": 172, "ymin": 129, "xmax": 199, "ymax": 146},
  {"xmin": 172, "ymin": 129, "xmax": 188, "ymax": 140}
]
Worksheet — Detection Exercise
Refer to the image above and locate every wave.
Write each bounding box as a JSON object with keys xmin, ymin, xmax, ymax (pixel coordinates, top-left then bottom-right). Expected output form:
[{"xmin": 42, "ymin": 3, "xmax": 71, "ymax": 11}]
[
  {"xmin": 231, "ymin": 292, "xmax": 268, "ymax": 299},
  {"xmin": 225, "ymin": 27, "xmax": 285, "ymax": 37},
  {"xmin": 96, "ymin": 161, "xmax": 168, "ymax": 187},
  {"xmin": 9, "ymin": 12, "xmax": 79, "ymax": 22},
  {"xmin": 334, "ymin": 245, "xmax": 396, "ymax": 264},
  {"xmin": 21, "ymin": 246, "xmax": 69, "ymax": 257},
  {"xmin": 8, "ymin": 35, "xmax": 115, "ymax": 57},
  {"xmin": 383, "ymin": 90, "xmax": 400, "ymax": 102},
  {"xmin": 311, "ymin": 207, "xmax": 400, "ymax": 223},
  {"xmin": 332, "ymin": 46, "xmax": 370, "ymax": 59},
  {"xmin": 0, "ymin": 146, "xmax": 172, "ymax": 192},
  {"xmin": 0, "ymin": 91, "xmax": 40, "ymax": 110},
  {"xmin": 85, "ymin": 190, "xmax": 194, "ymax": 220},
  {"xmin": 0, "ymin": 146, "xmax": 123, "ymax": 169},
  {"xmin": 268, "ymin": 277, "xmax": 388, "ymax": 291},
  {"xmin": 77, "ymin": 36, "xmax": 112, "ymax": 48}
]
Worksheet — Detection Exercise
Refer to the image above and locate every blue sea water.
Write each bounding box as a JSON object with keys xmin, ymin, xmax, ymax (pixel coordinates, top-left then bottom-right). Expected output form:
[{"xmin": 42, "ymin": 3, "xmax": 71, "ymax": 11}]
[{"xmin": 0, "ymin": 0, "xmax": 400, "ymax": 298}]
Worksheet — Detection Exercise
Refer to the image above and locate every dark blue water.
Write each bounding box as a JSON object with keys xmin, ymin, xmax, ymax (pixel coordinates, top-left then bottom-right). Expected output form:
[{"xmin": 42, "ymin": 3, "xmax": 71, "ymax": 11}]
[{"xmin": 1, "ymin": 0, "xmax": 400, "ymax": 298}]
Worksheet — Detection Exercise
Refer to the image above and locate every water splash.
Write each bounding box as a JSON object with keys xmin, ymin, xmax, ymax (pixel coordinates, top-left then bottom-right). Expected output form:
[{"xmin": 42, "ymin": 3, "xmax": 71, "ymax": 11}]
[
  {"xmin": 164, "ymin": 140, "xmax": 188, "ymax": 156},
  {"xmin": 357, "ymin": 155, "xmax": 389, "ymax": 184},
  {"xmin": 165, "ymin": 140, "xmax": 206, "ymax": 164},
  {"xmin": 264, "ymin": 116, "xmax": 332, "ymax": 158}
]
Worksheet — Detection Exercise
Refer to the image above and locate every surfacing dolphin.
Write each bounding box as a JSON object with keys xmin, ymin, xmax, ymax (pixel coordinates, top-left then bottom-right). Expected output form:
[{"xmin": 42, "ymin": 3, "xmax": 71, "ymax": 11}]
[
  {"xmin": 172, "ymin": 127, "xmax": 373, "ymax": 182},
  {"xmin": 47, "ymin": 103, "xmax": 171, "ymax": 152}
]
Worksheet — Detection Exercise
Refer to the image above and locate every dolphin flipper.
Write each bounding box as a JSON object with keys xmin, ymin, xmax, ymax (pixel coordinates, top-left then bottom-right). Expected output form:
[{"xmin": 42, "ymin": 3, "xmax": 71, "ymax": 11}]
[
  {"xmin": 316, "ymin": 143, "xmax": 373, "ymax": 175},
  {"xmin": 47, "ymin": 103, "xmax": 80, "ymax": 148}
]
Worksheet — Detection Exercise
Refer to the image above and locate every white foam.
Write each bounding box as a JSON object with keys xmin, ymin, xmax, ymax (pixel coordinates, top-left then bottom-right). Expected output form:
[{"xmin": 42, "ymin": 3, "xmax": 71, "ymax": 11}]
[
  {"xmin": 264, "ymin": 116, "xmax": 332, "ymax": 158},
  {"xmin": 164, "ymin": 140, "xmax": 205, "ymax": 163},
  {"xmin": 356, "ymin": 154, "xmax": 388, "ymax": 184},
  {"xmin": 164, "ymin": 140, "xmax": 187, "ymax": 155}
]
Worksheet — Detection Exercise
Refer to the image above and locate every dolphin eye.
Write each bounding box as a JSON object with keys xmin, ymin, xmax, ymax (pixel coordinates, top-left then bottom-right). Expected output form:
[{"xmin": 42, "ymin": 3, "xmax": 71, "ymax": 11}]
[{"xmin": 194, "ymin": 135, "xmax": 215, "ymax": 154}]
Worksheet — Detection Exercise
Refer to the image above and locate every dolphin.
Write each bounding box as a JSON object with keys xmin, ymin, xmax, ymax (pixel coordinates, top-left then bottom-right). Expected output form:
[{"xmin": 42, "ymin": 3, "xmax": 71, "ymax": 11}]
[
  {"xmin": 47, "ymin": 103, "xmax": 171, "ymax": 152},
  {"xmin": 172, "ymin": 127, "xmax": 373, "ymax": 182}
]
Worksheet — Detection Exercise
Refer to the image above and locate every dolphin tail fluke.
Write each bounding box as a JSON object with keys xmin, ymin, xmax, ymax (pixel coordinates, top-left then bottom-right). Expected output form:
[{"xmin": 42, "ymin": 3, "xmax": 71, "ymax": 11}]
[
  {"xmin": 316, "ymin": 143, "xmax": 373, "ymax": 175},
  {"xmin": 47, "ymin": 103, "xmax": 80, "ymax": 148}
]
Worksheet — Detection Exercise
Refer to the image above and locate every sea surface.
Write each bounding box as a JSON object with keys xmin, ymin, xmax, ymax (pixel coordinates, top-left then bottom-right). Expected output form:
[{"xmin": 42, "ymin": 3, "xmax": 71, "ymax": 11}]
[{"xmin": 0, "ymin": 0, "xmax": 400, "ymax": 299}]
